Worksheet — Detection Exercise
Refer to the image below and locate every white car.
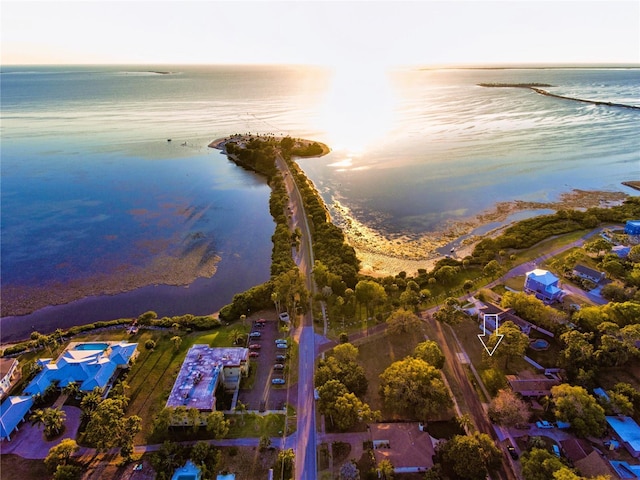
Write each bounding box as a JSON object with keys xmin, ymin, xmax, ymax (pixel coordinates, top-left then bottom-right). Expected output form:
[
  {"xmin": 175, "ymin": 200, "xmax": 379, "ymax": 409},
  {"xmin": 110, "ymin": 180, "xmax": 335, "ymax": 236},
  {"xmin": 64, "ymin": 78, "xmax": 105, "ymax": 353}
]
[
  {"xmin": 249, "ymin": 332, "xmax": 261, "ymax": 338},
  {"xmin": 279, "ymin": 312, "xmax": 290, "ymax": 322}
]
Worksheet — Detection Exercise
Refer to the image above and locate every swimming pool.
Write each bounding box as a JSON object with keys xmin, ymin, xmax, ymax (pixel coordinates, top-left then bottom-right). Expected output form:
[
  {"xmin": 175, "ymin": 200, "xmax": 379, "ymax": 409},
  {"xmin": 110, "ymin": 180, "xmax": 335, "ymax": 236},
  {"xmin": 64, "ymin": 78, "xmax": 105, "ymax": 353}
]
[
  {"xmin": 530, "ymin": 339, "xmax": 550, "ymax": 350},
  {"xmin": 73, "ymin": 342, "xmax": 109, "ymax": 351}
]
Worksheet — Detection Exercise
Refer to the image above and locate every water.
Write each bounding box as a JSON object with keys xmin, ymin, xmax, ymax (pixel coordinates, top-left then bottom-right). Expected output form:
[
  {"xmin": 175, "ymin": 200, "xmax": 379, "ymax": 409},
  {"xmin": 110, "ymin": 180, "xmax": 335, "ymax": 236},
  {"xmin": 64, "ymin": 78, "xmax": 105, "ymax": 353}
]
[{"xmin": 2, "ymin": 65, "xmax": 638, "ymax": 341}]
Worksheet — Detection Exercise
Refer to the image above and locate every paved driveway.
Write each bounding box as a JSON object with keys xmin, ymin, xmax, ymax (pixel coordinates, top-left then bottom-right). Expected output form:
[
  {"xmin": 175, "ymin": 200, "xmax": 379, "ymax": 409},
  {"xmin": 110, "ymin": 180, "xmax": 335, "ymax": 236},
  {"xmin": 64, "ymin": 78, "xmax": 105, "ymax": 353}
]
[{"xmin": 0, "ymin": 405, "xmax": 82, "ymax": 459}]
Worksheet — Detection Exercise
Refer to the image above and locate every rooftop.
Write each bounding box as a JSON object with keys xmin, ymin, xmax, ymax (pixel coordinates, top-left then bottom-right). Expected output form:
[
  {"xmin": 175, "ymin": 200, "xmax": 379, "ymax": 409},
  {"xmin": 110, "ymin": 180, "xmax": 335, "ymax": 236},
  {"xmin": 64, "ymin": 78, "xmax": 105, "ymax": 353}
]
[
  {"xmin": 0, "ymin": 396, "xmax": 34, "ymax": 440},
  {"xmin": 526, "ymin": 269, "xmax": 559, "ymax": 286},
  {"xmin": 369, "ymin": 423, "xmax": 434, "ymax": 471},
  {"xmin": 166, "ymin": 345, "xmax": 248, "ymax": 411},
  {"xmin": 607, "ymin": 416, "xmax": 640, "ymax": 454}
]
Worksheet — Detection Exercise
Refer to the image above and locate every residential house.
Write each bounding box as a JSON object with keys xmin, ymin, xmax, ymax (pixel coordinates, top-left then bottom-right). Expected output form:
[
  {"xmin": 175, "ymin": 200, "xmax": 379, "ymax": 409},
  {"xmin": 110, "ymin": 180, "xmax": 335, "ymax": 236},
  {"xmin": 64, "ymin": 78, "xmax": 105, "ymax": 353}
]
[
  {"xmin": 573, "ymin": 265, "xmax": 606, "ymax": 284},
  {"xmin": 506, "ymin": 373, "xmax": 560, "ymax": 398},
  {"xmin": 24, "ymin": 341, "xmax": 138, "ymax": 396},
  {"xmin": 0, "ymin": 396, "xmax": 34, "ymax": 441},
  {"xmin": 609, "ymin": 460, "xmax": 640, "ymax": 479},
  {"xmin": 369, "ymin": 423, "xmax": 435, "ymax": 474},
  {"xmin": 612, "ymin": 245, "xmax": 631, "ymax": 258},
  {"xmin": 624, "ymin": 221, "xmax": 640, "ymax": 236},
  {"xmin": 0, "ymin": 358, "xmax": 19, "ymax": 399},
  {"xmin": 166, "ymin": 345, "xmax": 249, "ymax": 423},
  {"xmin": 524, "ymin": 269, "xmax": 564, "ymax": 303},
  {"xmin": 607, "ymin": 416, "xmax": 640, "ymax": 458}
]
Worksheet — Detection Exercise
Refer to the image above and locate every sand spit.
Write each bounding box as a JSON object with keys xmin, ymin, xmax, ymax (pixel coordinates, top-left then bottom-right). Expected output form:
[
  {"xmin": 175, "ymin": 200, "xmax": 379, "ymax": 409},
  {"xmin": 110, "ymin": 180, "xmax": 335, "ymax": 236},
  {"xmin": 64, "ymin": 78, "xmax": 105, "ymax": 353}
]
[
  {"xmin": 1, "ymin": 244, "xmax": 220, "ymax": 318},
  {"xmin": 343, "ymin": 189, "xmax": 629, "ymax": 278}
]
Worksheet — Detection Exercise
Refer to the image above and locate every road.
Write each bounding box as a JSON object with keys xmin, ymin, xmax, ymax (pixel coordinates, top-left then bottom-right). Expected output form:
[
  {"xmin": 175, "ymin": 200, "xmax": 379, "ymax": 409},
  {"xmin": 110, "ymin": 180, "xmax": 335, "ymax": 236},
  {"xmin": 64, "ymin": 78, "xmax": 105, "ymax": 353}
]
[{"xmin": 276, "ymin": 153, "xmax": 319, "ymax": 480}]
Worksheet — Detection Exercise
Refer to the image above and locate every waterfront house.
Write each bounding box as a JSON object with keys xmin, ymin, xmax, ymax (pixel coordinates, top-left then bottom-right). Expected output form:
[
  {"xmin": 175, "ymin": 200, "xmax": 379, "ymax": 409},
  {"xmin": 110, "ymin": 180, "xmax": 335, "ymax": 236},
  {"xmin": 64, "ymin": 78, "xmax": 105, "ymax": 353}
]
[
  {"xmin": 0, "ymin": 395, "xmax": 34, "ymax": 441},
  {"xmin": 0, "ymin": 358, "xmax": 19, "ymax": 399},
  {"xmin": 606, "ymin": 416, "xmax": 640, "ymax": 458},
  {"xmin": 166, "ymin": 345, "xmax": 249, "ymax": 423},
  {"xmin": 524, "ymin": 269, "xmax": 563, "ymax": 303},
  {"xmin": 24, "ymin": 341, "xmax": 138, "ymax": 396}
]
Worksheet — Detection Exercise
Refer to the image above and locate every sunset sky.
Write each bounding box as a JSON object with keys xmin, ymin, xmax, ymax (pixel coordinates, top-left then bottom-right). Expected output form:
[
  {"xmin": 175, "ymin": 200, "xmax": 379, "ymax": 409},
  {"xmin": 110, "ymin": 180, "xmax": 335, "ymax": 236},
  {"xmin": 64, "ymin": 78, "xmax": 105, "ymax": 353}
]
[{"xmin": 2, "ymin": 1, "xmax": 639, "ymax": 67}]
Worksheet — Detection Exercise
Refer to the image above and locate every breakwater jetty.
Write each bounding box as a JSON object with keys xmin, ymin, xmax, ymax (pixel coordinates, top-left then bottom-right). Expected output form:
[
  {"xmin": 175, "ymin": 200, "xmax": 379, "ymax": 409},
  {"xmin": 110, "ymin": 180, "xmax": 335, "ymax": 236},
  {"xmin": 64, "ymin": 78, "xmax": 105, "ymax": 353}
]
[{"xmin": 478, "ymin": 83, "xmax": 640, "ymax": 111}]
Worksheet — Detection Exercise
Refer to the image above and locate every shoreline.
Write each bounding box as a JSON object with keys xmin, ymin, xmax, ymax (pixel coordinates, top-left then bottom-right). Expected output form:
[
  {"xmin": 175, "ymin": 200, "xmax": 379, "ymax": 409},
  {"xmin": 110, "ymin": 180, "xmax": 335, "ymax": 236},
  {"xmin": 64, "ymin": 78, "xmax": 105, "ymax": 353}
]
[
  {"xmin": 0, "ymin": 132, "xmax": 632, "ymax": 319},
  {"xmin": 342, "ymin": 189, "xmax": 629, "ymax": 278}
]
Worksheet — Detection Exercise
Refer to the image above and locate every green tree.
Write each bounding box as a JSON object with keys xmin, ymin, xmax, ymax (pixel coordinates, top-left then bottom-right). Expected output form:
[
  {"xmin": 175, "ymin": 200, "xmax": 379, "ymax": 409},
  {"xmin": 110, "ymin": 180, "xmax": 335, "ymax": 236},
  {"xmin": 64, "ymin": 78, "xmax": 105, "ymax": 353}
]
[
  {"xmin": 386, "ymin": 308, "xmax": 422, "ymax": 335},
  {"xmin": 44, "ymin": 438, "xmax": 79, "ymax": 472},
  {"xmin": 487, "ymin": 320, "xmax": 529, "ymax": 369},
  {"xmin": 206, "ymin": 411, "xmax": 229, "ymax": 438},
  {"xmin": 488, "ymin": 389, "xmax": 530, "ymax": 427},
  {"xmin": 315, "ymin": 356, "xmax": 368, "ymax": 396},
  {"xmin": 275, "ymin": 448, "xmax": 295, "ymax": 480},
  {"xmin": 273, "ymin": 268, "xmax": 309, "ymax": 319},
  {"xmin": 441, "ymin": 433, "xmax": 501, "ymax": 480},
  {"xmin": 433, "ymin": 297, "xmax": 465, "ymax": 325},
  {"xmin": 520, "ymin": 448, "xmax": 566, "ymax": 480},
  {"xmin": 434, "ymin": 265, "xmax": 459, "ymax": 285},
  {"xmin": 550, "ymin": 384, "xmax": 605, "ymax": 437},
  {"xmin": 52, "ymin": 464, "xmax": 83, "ymax": 480},
  {"xmin": 483, "ymin": 260, "xmax": 502, "ymax": 278},
  {"xmin": 188, "ymin": 407, "xmax": 202, "ymax": 433},
  {"xmin": 377, "ymin": 459, "xmax": 394, "ymax": 479},
  {"xmin": 317, "ymin": 379, "xmax": 349, "ymax": 420},
  {"xmin": 559, "ymin": 330, "xmax": 595, "ymax": 379},
  {"xmin": 413, "ymin": 341, "xmax": 445, "ymax": 369},
  {"xmin": 31, "ymin": 407, "xmax": 66, "ymax": 439},
  {"xmin": 170, "ymin": 335, "xmax": 182, "ymax": 352},
  {"xmin": 331, "ymin": 393, "xmax": 380, "ymax": 431},
  {"xmin": 355, "ymin": 280, "xmax": 387, "ymax": 319},
  {"xmin": 379, "ymin": 357, "xmax": 451, "ymax": 419},
  {"xmin": 331, "ymin": 343, "xmax": 359, "ymax": 364}
]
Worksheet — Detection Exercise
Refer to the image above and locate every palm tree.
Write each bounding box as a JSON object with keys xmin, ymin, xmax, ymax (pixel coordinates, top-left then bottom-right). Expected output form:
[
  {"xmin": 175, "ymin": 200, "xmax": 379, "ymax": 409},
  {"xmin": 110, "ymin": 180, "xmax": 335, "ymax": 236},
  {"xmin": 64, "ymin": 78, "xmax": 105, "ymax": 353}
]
[
  {"xmin": 30, "ymin": 409, "xmax": 46, "ymax": 429},
  {"xmin": 42, "ymin": 408, "xmax": 66, "ymax": 438},
  {"xmin": 62, "ymin": 382, "xmax": 80, "ymax": 399},
  {"xmin": 229, "ymin": 329, "xmax": 244, "ymax": 346}
]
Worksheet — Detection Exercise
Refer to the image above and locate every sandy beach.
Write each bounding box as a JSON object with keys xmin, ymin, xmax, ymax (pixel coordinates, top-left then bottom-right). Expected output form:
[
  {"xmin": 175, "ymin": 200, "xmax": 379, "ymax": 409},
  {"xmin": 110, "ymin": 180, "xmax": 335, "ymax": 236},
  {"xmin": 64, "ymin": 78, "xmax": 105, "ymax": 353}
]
[{"xmin": 342, "ymin": 189, "xmax": 629, "ymax": 278}]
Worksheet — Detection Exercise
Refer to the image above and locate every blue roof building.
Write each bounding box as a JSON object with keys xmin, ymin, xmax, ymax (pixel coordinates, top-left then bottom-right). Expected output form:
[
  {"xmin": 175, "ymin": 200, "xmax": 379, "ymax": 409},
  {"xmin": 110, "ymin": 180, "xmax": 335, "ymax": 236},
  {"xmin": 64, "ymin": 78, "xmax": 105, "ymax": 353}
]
[
  {"xmin": 625, "ymin": 220, "xmax": 640, "ymax": 236},
  {"xmin": 24, "ymin": 341, "xmax": 138, "ymax": 396},
  {"xmin": 524, "ymin": 269, "xmax": 563, "ymax": 303},
  {"xmin": 607, "ymin": 416, "xmax": 640, "ymax": 458},
  {"xmin": 609, "ymin": 460, "xmax": 640, "ymax": 479},
  {"xmin": 0, "ymin": 396, "xmax": 34, "ymax": 441}
]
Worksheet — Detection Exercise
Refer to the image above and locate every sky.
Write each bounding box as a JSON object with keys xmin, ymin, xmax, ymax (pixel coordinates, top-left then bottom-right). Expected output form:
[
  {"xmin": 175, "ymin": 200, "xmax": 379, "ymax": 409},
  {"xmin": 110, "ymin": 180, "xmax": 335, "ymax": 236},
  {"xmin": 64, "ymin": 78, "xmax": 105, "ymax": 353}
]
[{"xmin": 1, "ymin": 0, "xmax": 639, "ymax": 67}]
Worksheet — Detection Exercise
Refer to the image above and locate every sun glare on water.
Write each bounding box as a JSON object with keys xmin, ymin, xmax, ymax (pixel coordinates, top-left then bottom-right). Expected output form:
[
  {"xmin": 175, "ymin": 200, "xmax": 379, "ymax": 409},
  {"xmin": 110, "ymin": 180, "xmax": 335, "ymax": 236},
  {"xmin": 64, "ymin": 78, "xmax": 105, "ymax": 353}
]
[{"xmin": 317, "ymin": 62, "xmax": 397, "ymax": 155}]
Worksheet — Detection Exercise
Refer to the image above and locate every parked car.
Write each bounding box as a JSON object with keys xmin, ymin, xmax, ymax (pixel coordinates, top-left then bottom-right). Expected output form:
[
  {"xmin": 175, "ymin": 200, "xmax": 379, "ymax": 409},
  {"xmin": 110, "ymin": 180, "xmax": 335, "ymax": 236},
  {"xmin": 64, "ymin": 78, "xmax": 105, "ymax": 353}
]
[
  {"xmin": 249, "ymin": 332, "xmax": 261, "ymax": 338},
  {"xmin": 275, "ymin": 354, "xmax": 287, "ymax": 362},
  {"xmin": 271, "ymin": 378, "xmax": 286, "ymax": 385},
  {"xmin": 552, "ymin": 445, "xmax": 561, "ymax": 457},
  {"xmin": 276, "ymin": 343, "xmax": 288, "ymax": 349},
  {"xmin": 507, "ymin": 445, "xmax": 519, "ymax": 460},
  {"xmin": 249, "ymin": 344, "xmax": 261, "ymax": 350},
  {"xmin": 249, "ymin": 351, "xmax": 260, "ymax": 357},
  {"xmin": 275, "ymin": 338, "xmax": 287, "ymax": 344},
  {"xmin": 279, "ymin": 312, "xmax": 290, "ymax": 322},
  {"xmin": 536, "ymin": 420, "xmax": 554, "ymax": 429},
  {"xmin": 273, "ymin": 364, "xmax": 285, "ymax": 370}
]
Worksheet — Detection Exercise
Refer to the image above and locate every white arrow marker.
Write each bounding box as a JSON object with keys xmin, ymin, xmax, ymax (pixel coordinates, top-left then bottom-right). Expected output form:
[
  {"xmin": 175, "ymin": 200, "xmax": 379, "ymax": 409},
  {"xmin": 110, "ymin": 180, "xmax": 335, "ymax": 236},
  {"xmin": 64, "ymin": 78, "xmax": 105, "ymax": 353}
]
[{"xmin": 478, "ymin": 313, "xmax": 504, "ymax": 356}]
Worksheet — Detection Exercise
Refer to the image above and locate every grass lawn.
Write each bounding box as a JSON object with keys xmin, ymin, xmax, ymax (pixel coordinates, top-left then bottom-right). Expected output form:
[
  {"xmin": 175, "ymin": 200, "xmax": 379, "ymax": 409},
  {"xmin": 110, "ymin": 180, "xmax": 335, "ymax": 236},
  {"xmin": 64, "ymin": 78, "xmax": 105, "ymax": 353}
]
[
  {"xmin": 226, "ymin": 412, "xmax": 287, "ymax": 438},
  {"xmin": 355, "ymin": 329, "xmax": 425, "ymax": 415},
  {"xmin": 596, "ymin": 363, "xmax": 640, "ymax": 392},
  {"xmin": 219, "ymin": 446, "xmax": 279, "ymax": 480},
  {"xmin": 509, "ymin": 230, "xmax": 590, "ymax": 264},
  {"xmin": 71, "ymin": 323, "xmax": 253, "ymax": 445}
]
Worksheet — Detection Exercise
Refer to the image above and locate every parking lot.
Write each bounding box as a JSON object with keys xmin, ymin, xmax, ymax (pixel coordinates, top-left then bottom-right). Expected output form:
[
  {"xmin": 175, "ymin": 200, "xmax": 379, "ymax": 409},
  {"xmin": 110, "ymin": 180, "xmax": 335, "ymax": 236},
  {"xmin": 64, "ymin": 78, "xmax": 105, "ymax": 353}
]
[{"xmin": 237, "ymin": 313, "xmax": 295, "ymax": 412}]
